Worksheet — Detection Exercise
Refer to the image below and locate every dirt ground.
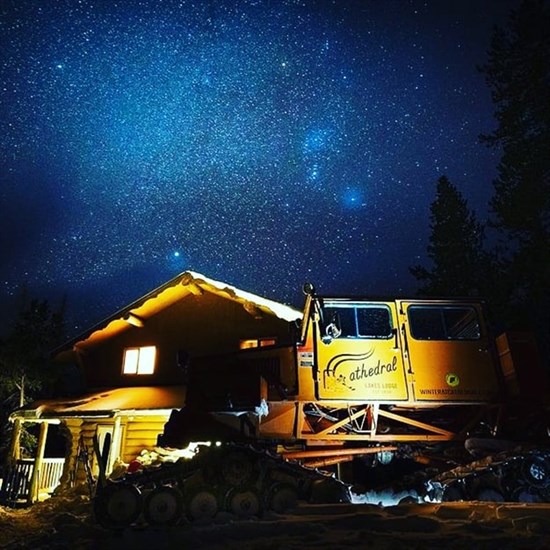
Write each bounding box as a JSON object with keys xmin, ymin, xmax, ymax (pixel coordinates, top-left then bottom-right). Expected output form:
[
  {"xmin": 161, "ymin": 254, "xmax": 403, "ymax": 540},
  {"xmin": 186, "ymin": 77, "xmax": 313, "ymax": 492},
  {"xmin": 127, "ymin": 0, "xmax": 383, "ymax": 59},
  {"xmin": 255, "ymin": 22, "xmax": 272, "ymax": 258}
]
[{"xmin": 2, "ymin": 490, "xmax": 550, "ymax": 549}]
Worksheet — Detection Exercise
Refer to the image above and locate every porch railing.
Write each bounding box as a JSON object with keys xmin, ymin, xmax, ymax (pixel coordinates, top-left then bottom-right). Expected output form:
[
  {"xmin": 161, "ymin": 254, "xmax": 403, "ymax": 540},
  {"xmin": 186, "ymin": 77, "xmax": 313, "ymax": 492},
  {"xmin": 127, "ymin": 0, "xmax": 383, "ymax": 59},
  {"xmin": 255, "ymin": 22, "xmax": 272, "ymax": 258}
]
[{"xmin": 0, "ymin": 458, "xmax": 65, "ymax": 506}]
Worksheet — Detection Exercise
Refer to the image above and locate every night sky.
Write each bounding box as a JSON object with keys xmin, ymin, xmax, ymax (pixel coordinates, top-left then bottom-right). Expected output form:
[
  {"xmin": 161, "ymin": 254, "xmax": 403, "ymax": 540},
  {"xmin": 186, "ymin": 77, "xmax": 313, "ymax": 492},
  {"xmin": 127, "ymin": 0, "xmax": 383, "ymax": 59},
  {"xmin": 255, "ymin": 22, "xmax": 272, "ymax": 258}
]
[{"xmin": 0, "ymin": 0, "xmax": 520, "ymax": 336}]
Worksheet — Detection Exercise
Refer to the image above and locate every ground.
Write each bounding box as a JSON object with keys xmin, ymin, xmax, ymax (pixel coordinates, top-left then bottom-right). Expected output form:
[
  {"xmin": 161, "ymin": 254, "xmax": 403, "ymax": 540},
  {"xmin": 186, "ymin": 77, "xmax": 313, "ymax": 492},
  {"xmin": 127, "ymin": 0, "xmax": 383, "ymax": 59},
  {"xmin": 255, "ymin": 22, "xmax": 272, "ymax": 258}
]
[{"xmin": 1, "ymin": 491, "xmax": 550, "ymax": 549}]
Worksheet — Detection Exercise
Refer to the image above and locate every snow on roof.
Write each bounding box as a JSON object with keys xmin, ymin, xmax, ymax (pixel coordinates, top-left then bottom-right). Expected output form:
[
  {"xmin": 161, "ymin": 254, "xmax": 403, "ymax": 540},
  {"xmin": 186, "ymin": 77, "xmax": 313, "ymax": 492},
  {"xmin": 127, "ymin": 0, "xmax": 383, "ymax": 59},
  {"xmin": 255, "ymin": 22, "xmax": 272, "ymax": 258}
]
[
  {"xmin": 59, "ymin": 271, "xmax": 302, "ymax": 353},
  {"xmin": 12, "ymin": 386, "xmax": 186, "ymax": 419},
  {"xmin": 184, "ymin": 271, "xmax": 301, "ymax": 323}
]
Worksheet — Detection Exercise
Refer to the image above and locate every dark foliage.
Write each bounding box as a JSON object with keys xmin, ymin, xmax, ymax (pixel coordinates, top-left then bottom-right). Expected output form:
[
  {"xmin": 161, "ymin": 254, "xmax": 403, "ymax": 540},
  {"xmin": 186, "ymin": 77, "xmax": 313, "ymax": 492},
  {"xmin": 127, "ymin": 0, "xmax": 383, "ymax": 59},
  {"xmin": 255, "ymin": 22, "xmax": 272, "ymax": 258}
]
[
  {"xmin": 479, "ymin": 0, "xmax": 550, "ymax": 343},
  {"xmin": 410, "ymin": 175, "xmax": 489, "ymax": 297},
  {"xmin": 413, "ymin": 1, "xmax": 550, "ymax": 364},
  {"xmin": 0, "ymin": 298, "xmax": 66, "ymax": 463}
]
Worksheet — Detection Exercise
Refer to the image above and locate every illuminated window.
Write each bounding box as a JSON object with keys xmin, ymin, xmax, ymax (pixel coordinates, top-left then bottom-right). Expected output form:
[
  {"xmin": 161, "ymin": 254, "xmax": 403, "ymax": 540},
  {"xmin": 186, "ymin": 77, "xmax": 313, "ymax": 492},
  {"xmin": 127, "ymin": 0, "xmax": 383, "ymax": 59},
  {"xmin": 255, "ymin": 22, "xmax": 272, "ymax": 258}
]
[
  {"xmin": 239, "ymin": 338, "xmax": 277, "ymax": 349},
  {"xmin": 123, "ymin": 346, "xmax": 156, "ymax": 375}
]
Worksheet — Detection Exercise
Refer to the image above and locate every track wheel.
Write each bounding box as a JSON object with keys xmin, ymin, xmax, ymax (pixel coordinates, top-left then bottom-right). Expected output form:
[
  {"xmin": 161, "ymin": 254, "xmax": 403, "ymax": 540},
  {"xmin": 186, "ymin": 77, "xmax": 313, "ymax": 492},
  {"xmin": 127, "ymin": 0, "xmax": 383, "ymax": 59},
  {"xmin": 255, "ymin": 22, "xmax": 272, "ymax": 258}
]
[
  {"xmin": 521, "ymin": 456, "xmax": 550, "ymax": 489},
  {"xmin": 95, "ymin": 484, "xmax": 142, "ymax": 528},
  {"xmin": 266, "ymin": 484, "xmax": 298, "ymax": 513},
  {"xmin": 188, "ymin": 489, "xmax": 218, "ymax": 521},
  {"xmin": 475, "ymin": 486, "xmax": 504, "ymax": 502},
  {"xmin": 144, "ymin": 486, "xmax": 184, "ymax": 526},
  {"xmin": 512, "ymin": 486, "xmax": 544, "ymax": 503},
  {"xmin": 226, "ymin": 487, "xmax": 261, "ymax": 518},
  {"xmin": 221, "ymin": 450, "xmax": 255, "ymax": 487},
  {"xmin": 441, "ymin": 483, "xmax": 465, "ymax": 502}
]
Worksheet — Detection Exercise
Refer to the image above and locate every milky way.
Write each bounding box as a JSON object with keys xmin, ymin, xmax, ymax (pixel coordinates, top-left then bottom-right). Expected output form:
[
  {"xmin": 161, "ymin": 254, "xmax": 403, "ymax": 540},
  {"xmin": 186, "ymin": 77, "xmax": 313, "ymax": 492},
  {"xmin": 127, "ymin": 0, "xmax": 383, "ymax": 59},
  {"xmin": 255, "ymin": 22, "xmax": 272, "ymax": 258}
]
[{"xmin": 0, "ymin": 0, "xmax": 519, "ymax": 335}]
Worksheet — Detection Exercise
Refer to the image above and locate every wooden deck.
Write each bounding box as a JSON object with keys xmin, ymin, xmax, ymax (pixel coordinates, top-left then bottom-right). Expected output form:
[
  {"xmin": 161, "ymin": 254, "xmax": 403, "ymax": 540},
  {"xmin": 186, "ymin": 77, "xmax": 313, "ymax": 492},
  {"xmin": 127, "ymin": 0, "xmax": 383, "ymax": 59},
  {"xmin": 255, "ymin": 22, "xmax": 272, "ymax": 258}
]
[{"xmin": 0, "ymin": 458, "xmax": 65, "ymax": 506}]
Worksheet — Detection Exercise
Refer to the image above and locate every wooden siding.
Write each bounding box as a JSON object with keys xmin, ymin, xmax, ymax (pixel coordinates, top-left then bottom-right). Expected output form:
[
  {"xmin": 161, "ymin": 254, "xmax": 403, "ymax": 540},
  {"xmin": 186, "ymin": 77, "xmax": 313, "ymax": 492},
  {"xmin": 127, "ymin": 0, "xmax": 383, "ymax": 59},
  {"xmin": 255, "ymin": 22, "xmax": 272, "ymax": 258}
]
[
  {"xmin": 121, "ymin": 414, "xmax": 171, "ymax": 463},
  {"xmin": 59, "ymin": 418, "xmax": 83, "ymax": 488},
  {"xmin": 59, "ymin": 413, "xmax": 172, "ymax": 488},
  {"xmin": 79, "ymin": 292, "xmax": 294, "ymax": 388}
]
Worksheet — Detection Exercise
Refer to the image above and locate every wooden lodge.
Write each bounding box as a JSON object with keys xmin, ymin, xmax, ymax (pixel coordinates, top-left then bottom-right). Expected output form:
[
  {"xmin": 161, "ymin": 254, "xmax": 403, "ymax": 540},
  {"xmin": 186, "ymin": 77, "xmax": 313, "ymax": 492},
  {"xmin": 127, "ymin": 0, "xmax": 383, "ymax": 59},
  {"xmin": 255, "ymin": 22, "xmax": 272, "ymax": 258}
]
[{"xmin": 1, "ymin": 271, "xmax": 300, "ymax": 505}]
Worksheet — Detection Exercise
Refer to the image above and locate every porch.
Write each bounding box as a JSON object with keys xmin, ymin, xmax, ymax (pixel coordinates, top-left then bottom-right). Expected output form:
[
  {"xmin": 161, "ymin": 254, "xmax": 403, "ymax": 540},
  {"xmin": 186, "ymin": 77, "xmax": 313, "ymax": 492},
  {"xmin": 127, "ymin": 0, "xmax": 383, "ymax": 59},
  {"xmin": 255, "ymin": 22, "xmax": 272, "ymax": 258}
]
[
  {"xmin": 0, "ymin": 418, "xmax": 66, "ymax": 507},
  {"xmin": 0, "ymin": 457, "xmax": 65, "ymax": 507}
]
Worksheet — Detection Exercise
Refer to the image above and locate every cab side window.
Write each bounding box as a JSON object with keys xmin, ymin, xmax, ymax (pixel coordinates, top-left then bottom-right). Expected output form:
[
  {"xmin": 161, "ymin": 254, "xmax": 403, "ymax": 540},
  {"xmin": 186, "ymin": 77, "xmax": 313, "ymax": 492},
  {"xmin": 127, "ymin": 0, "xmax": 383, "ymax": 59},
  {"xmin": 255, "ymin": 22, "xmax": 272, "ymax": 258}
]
[
  {"xmin": 408, "ymin": 306, "xmax": 480, "ymax": 340},
  {"xmin": 357, "ymin": 307, "xmax": 393, "ymax": 338},
  {"xmin": 324, "ymin": 305, "xmax": 393, "ymax": 339}
]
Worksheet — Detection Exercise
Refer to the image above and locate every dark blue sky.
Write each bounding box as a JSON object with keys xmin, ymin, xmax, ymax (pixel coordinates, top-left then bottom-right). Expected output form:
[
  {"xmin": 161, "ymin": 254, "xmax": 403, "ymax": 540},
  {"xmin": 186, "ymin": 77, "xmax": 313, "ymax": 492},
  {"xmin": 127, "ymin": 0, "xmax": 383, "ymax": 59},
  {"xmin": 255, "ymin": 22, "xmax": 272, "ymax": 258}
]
[{"xmin": 0, "ymin": 0, "xmax": 520, "ymax": 336}]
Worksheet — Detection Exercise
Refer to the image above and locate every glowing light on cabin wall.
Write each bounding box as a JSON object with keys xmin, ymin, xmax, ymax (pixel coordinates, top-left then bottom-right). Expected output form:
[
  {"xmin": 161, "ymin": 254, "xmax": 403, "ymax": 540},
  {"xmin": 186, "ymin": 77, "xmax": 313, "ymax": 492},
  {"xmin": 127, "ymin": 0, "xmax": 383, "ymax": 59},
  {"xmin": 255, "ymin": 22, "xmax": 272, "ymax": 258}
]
[
  {"xmin": 239, "ymin": 337, "xmax": 277, "ymax": 349},
  {"xmin": 123, "ymin": 346, "xmax": 157, "ymax": 374},
  {"xmin": 123, "ymin": 349, "xmax": 139, "ymax": 374}
]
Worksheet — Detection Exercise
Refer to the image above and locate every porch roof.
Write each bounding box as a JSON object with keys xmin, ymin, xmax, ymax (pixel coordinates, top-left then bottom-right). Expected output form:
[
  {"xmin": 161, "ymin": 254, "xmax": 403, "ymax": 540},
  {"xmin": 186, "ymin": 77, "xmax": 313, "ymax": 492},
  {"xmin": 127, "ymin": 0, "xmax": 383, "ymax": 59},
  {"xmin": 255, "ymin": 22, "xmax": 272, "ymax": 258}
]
[{"xmin": 11, "ymin": 386, "xmax": 186, "ymax": 420}]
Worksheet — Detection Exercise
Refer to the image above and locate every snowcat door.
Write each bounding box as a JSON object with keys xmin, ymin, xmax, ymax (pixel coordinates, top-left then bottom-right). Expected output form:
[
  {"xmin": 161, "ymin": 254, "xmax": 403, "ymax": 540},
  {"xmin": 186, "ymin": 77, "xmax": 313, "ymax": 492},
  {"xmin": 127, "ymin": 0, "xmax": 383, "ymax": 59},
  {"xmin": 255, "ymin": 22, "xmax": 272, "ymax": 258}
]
[
  {"xmin": 315, "ymin": 300, "xmax": 409, "ymax": 401},
  {"xmin": 398, "ymin": 301, "xmax": 501, "ymax": 403}
]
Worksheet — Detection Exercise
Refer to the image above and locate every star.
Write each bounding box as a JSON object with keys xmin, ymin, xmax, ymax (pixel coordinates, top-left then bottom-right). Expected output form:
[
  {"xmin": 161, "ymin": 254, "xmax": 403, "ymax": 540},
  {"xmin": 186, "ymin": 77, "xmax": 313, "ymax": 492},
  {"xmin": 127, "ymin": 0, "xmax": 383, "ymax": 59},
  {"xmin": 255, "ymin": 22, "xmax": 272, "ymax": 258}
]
[{"xmin": 0, "ymin": 0, "xmax": 520, "ymax": 335}]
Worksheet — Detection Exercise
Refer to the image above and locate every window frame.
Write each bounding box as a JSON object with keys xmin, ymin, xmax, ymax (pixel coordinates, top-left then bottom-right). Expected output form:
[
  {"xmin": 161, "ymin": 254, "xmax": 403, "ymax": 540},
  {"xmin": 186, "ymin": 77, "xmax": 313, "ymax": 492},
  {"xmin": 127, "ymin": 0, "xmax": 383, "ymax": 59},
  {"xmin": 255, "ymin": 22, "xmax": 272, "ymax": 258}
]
[
  {"xmin": 122, "ymin": 345, "xmax": 157, "ymax": 375},
  {"xmin": 239, "ymin": 337, "xmax": 277, "ymax": 349},
  {"xmin": 322, "ymin": 302, "xmax": 394, "ymax": 340},
  {"xmin": 407, "ymin": 305, "xmax": 481, "ymax": 341}
]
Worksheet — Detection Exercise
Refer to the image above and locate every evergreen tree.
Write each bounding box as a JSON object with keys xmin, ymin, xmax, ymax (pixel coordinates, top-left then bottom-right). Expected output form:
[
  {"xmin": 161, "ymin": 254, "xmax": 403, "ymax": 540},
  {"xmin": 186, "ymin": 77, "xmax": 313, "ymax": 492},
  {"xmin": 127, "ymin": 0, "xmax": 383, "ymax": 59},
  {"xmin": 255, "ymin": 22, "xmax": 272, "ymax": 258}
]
[
  {"xmin": 0, "ymin": 298, "xmax": 66, "ymax": 407},
  {"xmin": 410, "ymin": 176, "xmax": 488, "ymax": 297},
  {"xmin": 479, "ymin": 0, "xmax": 550, "ymax": 335},
  {"xmin": 0, "ymin": 297, "xmax": 66, "ymax": 464}
]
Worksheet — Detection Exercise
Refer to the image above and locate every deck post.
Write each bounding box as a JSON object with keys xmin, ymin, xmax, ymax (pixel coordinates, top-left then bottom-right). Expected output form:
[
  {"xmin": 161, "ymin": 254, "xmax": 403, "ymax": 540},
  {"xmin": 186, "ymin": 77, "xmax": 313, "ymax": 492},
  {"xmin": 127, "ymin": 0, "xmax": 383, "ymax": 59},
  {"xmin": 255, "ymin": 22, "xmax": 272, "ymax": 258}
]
[
  {"xmin": 108, "ymin": 415, "xmax": 123, "ymax": 475},
  {"xmin": 28, "ymin": 422, "xmax": 48, "ymax": 504}
]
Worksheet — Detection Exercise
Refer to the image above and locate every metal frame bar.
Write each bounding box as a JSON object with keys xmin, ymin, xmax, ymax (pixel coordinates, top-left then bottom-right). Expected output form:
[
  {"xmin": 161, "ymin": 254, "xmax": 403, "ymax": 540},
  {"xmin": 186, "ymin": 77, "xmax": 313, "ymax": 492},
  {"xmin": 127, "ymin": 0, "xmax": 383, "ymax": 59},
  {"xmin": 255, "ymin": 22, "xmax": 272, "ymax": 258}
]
[{"xmin": 297, "ymin": 401, "xmax": 475, "ymax": 443}]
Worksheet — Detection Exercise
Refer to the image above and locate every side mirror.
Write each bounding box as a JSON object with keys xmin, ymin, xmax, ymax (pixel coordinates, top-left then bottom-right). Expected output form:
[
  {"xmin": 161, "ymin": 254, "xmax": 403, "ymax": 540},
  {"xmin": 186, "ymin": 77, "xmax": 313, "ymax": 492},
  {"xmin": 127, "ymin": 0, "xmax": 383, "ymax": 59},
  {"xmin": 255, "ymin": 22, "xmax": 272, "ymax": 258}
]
[
  {"xmin": 322, "ymin": 320, "xmax": 342, "ymax": 344},
  {"xmin": 326, "ymin": 322, "xmax": 342, "ymax": 339}
]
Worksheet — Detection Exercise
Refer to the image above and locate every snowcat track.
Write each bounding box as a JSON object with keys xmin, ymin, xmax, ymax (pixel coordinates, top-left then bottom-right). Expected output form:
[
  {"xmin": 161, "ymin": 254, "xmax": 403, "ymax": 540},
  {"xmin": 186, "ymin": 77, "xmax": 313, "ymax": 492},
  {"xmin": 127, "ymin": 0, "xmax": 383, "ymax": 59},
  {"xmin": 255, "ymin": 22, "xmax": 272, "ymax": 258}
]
[
  {"xmin": 425, "ymin": 449, "xmax": 550, "ymax": 503},
  {"xmin": 94, "ymin": 443, "xmax": 351, "ymax": 528}
]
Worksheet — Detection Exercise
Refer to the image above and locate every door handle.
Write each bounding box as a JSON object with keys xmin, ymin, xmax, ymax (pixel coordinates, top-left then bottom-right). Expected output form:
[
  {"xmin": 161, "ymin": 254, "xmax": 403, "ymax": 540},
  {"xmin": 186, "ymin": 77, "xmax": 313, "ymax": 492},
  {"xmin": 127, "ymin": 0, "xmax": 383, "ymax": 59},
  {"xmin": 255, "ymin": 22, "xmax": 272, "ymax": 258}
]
[{"xmin": 401, "ymin": 323, "xmax": 413, "ymax": 374}]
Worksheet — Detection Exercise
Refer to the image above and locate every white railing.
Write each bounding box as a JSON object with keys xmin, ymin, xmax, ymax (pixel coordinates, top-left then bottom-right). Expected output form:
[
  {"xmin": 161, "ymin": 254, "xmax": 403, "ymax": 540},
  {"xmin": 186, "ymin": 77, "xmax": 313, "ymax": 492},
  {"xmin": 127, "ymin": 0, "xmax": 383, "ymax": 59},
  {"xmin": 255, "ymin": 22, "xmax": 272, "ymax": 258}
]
[{"xmin": 40, "ymin": 458, "xmax": 65, "ymax": 493}]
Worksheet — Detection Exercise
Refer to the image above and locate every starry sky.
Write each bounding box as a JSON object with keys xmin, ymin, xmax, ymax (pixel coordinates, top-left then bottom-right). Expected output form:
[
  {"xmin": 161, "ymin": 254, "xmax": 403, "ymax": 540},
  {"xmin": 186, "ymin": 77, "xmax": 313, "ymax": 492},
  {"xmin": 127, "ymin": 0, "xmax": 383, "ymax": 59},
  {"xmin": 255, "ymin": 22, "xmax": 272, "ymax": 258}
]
[{"xmin": 0, "ymin": 0, "xmax": 521, "ymax": 337}]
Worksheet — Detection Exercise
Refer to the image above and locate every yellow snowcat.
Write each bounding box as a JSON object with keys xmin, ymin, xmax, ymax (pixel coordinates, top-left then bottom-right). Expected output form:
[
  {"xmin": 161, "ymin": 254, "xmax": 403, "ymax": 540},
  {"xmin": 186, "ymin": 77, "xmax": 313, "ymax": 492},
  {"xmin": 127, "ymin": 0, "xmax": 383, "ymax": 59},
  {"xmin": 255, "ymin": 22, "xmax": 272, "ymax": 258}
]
[{"xmin": 94, "ymin": 284, "xmax": 550, "ymax": 527}]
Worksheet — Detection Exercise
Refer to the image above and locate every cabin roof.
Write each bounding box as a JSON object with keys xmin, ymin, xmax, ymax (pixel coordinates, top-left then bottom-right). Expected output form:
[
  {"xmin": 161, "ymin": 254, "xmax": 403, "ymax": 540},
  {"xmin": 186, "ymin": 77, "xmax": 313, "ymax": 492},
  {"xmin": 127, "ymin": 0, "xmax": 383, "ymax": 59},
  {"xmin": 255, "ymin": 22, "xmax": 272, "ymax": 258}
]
[{"xmin": 58, "ymin": 271, "xmax": 302, "ymax": 353}]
